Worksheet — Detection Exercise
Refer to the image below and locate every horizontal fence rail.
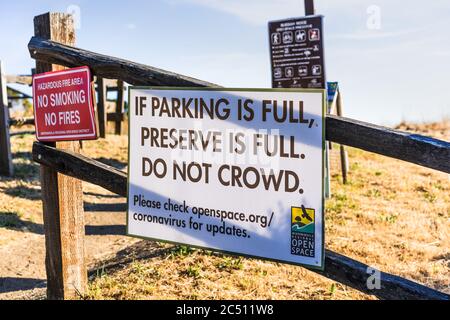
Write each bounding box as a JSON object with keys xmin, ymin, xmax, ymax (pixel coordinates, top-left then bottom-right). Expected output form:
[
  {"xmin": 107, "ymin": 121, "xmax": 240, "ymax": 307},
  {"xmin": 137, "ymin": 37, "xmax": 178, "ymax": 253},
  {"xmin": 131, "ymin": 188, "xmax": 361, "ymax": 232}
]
[
  {"xmin": 28, "ymin": 37, "xmax": 450, "ymax": 174},
  {"xmin": 9, "ymin": 117, "xmax": 35, "ymax": 127},
  {"xmin": 6, "ymin": 75, "xmax": 32, "ymax": 85},
  {"xmin": 107, "ymin": 113, "xmax": 124, "ymax": 122},
  {"xmin": 29, "ymin": 36, "xmax": 217, "ymax": 87},
  {"xmin": 32, "ymin": 142, "xmax": 450, "ymax": 300},
  {"xmin": 33, "ymin": 142, "xmax": 126, "ymax": 196},
  {"xmin": 326, "ymin": 115, "xmax": 450, "ymax": 174}
]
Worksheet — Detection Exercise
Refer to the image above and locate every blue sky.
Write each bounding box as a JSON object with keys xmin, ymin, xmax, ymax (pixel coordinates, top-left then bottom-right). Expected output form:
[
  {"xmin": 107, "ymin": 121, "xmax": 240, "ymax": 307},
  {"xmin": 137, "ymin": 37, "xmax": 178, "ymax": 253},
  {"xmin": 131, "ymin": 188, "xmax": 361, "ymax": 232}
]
[{"xmin": 1, "ymin": 0, "xmax": 449, "ymax": 126}]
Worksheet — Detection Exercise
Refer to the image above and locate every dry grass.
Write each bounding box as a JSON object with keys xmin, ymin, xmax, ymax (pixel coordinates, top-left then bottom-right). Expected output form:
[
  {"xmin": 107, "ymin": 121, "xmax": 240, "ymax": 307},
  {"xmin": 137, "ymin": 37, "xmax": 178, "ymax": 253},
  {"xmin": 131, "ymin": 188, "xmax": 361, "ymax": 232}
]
[
  {"xmin": 84, "ymin": 121, "xmax": 449, "ymax": 300},
  {"xmin": 86, "ymin": 245, "xmax": 369, "ymax": 300},
  {"xmin": 0, "ymin": 129, "xmax": 43, "ymax": 239}
]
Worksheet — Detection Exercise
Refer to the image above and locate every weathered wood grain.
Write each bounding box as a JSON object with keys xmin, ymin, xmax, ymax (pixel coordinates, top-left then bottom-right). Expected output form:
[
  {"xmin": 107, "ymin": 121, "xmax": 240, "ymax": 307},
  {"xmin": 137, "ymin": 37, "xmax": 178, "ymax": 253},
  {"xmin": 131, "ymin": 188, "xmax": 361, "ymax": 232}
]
[
  {"xmin": 29, "ymin": 36, "xmax": 218, "ymax": 87},
  {"xmin": 326, "ymin": 115, "xmax": 450, "ymax": 174},
  {"xmin": 34, "ymin": 12, "xmax": 86, "ymax": 300},
  {"xmin": 32, "ymin": 141, "xmax": 450, "ymax": 300}
]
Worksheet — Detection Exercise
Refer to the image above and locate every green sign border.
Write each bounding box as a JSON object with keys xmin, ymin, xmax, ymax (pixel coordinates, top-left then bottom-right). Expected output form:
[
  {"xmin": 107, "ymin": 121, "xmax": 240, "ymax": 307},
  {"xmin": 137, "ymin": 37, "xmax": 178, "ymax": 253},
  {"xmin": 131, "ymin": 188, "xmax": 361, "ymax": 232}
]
[{"xmin": 126, "ymin": 87, "xmax": 326, "ymax": 271}]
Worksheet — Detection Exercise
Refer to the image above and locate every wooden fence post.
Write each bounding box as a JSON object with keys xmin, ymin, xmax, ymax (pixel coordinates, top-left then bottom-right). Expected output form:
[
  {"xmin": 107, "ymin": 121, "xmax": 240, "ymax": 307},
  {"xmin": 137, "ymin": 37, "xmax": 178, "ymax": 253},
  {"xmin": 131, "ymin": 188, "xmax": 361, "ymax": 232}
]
[
  {"xmin": 0, "ymin": 61, "xmax": 13, "ymax": 176},
  {"xmin": 96, "ymin": 77, "xmax": 107, "ymax": 138},
  {"xmin": 34, "ymin": 12, "xmax": 87, "ymax": 300},
  {"xmin": 114, "ymin": 80, "xmax": 124, "ymax": 135}
]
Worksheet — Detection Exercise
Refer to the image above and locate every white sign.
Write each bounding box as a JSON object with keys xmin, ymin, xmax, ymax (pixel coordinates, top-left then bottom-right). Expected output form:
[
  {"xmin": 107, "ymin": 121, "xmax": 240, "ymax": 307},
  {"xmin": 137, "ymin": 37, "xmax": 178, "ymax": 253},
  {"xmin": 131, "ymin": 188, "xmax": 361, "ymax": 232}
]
[{"xmin": 127, "ymin": 88, "xmax": 325, "ymax": 269}]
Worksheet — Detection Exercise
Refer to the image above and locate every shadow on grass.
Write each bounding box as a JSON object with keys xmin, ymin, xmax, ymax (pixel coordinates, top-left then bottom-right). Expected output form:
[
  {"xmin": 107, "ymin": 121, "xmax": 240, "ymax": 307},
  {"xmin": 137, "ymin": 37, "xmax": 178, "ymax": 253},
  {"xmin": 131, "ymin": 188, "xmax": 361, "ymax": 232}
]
[
  {"xmin": 12, "ymin": 151, "xmax": 32, "ymax": 160},
  {"xmin": 85, "ymin": 225, "xmax": 126, "ymax": 235},
  {"xmin": 0, "ymin": 277, "xmax": 46, "ymax": 294},
  {"xmin": 88, "ymin": 240, "xmax": 169, "ymax": 279},
  {"xmin": 12, "ymin": 163, "xmax": 40, "ymax": 181},
  {"xmin": 1, "ymin": 185, "xmax": 126, "ymax": 202},
  {"xmin": 84, "ymin": 202, "xmax": 126, "ymax": 212},
  {"xmin": 0, "ymin": 164, "xmax": 40, "ymax": 182},
  {"xmin": 0, "ymin": 211, "xmax": 125, "ymax": 236},
  {"xmin": 3, "ymin": 185, "xmax": 41, "ymax": 200},
  {"xmin": 0, "ymin": 211, "xmax": 43, "ymax": 234}
]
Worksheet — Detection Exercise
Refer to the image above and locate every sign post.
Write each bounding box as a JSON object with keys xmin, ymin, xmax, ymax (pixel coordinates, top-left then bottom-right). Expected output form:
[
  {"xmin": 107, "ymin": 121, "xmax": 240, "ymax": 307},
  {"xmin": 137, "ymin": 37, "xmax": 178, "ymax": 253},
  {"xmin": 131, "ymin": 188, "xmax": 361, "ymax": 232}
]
[
  {"xmin": 127, "ymin": 88, "xmax": 326, "ymax": 269},
  {"xmin": 327, "ymin": 82, "xmax": 350, "ymax": 184},
  {"xmin": 304, "ymin": 0, "xmax": 315, "ymax": 16},
  {"xmin": 96, "ymin": 77, "xmax": 107, "ymax": 138},
  {"xmin": 115, "ymin": 80, "xmax": 125, "ymax": 135},
  {"xmin": 336, "ymin": 89, "xmax": 349, "ymax": 184}
]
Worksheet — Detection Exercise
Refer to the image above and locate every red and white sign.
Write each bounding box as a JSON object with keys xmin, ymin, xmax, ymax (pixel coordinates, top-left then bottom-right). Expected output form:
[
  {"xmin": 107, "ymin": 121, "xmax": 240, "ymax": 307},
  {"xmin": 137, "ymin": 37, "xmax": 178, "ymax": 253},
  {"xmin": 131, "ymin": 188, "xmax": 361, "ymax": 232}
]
[{"xmin": 32, "ymin": 66, "xmax": 97, "ymax": 141}]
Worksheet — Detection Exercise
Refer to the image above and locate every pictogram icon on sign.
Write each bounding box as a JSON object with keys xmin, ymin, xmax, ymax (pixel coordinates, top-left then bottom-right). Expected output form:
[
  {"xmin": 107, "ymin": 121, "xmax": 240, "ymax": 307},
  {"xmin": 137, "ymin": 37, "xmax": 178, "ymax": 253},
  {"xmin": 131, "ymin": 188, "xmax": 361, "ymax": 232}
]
[
  {"xmin": 272, "ymin": 33, "xmax": 281, "ymax": 45},
  {"xmin": 295, "ymin": 30, "xmax": 307, "ymax": 42},
  {"xmin": 299, "ymin": 66, "xmax": 308, "ymax": 76},
  {"xmin": 285, "ymin": 67, "xmax": 294, "ymax": 78},
  {"xmin": 283, "ymin": 31, "xmax": 293, "ymax": 44},
  {"xmin": 309, "ymin": 28, "xmax": 320, "ymax": 41}
]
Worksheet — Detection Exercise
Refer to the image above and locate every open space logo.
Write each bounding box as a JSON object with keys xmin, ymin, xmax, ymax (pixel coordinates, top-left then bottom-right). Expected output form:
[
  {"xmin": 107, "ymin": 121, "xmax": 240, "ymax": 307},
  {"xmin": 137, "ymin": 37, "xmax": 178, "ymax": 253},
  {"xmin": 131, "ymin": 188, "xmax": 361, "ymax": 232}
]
[{"xmin": 291, "ymin": 206, "xmax": 315, "ymax": 258}]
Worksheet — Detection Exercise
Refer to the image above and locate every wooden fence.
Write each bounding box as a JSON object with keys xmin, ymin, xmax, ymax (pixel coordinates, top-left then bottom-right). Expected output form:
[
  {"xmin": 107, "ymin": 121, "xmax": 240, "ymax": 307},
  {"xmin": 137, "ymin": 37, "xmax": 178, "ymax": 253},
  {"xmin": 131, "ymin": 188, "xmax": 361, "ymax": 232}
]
[
  {"xmin": 20, "ymin": 12, "xmax": 450, "ymax": 300},
  {"xmin": 96, "ymin": 78, "xmax": 126, "ymax": 137}
]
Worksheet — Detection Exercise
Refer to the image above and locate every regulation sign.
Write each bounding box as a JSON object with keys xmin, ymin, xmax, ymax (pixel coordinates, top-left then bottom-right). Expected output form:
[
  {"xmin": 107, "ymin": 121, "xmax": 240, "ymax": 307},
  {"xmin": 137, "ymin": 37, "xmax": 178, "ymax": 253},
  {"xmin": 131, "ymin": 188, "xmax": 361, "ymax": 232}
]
[
  {"xmin": 32, "ymin": 66, "xmax": 97, "ymax": 141},
  {"xmin": 327, "ymin": 82, "xmax": 339, "ymax": 103},
  {"xmin": 127, "ymin": 88, "xmax": 325, "ymax": 269},
  {"xmin": 269, "ymin": 15, "xmax": 326, "ymax": 89}
]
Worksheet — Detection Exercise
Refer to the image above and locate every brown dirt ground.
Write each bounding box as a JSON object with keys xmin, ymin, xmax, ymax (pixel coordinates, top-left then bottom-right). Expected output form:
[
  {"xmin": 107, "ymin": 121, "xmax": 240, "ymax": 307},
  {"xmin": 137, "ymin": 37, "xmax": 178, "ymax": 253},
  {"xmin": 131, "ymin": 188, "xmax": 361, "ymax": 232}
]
[{"xmin": 0, "ymin": 120, "xmax": 448, "ymax": 300}]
